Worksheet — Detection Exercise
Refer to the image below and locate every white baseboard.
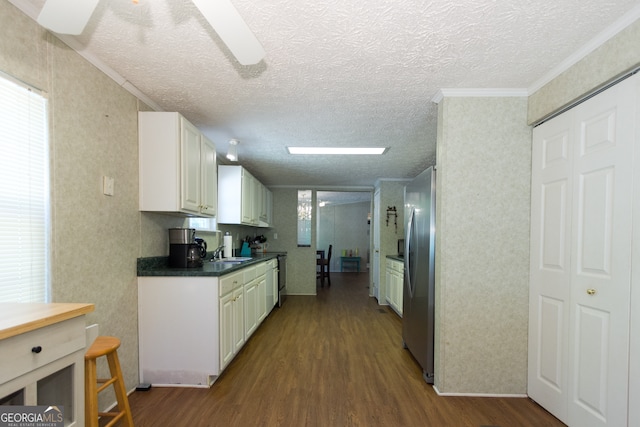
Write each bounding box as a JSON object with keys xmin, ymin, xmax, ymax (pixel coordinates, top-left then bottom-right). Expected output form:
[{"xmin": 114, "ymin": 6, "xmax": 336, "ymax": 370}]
[{"xmin": 433, "ymin": 385, "xmax": 527, "ymax": 398}]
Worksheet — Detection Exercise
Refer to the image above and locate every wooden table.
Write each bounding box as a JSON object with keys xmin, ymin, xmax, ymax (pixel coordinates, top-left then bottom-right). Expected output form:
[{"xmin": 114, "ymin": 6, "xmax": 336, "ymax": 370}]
[
  {"xmin": 340, "ymin": 256, "xmax": 361, "ymax": 272},
  {"xmin": 0, "ymin": 303, "xmax": 94, "ymax": 339}
]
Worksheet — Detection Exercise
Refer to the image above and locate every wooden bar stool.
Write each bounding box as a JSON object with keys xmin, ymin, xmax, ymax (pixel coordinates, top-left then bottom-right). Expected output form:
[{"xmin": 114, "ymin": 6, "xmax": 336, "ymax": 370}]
[{"xmin": 85, "ymin": 336, "xmax": 134, "ymax": 427}]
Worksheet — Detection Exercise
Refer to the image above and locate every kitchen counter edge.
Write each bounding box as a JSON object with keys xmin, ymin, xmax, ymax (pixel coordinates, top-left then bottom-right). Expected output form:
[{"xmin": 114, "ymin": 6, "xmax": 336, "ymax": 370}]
[
  {"xmin": 0, "ymin": 303, "xmax": 95, "ymax": 341},
  {"xmin": 137, "ymin": 252, "xmax": 285, "ymax": 277}
]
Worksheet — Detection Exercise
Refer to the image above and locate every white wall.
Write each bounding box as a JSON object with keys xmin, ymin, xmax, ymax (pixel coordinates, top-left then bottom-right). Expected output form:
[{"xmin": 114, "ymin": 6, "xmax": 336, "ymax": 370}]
[{"xmin": 318, "ymin": 201, "xmax": 370, "ymax": 272}]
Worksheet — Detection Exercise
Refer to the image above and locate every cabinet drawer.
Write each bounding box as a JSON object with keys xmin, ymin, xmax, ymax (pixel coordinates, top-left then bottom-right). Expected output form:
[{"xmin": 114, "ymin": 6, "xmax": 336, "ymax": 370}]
[
  {"xmin": 255, "ymin": 262, "xmax": 267, "ymax": 278},
  {"xmin": 219, "ymin": 271, "xmax": 243, "ymax": 296},
  {"xmin": 387, "ymin": 259, "xmax": 403, "ymax": 273},
  {"xmin": 0, "ymin": 316, "xmax": 86, "ymax": 385},
  {"xmin": 243, "ymin": 266, "xmax": 257, "ymax": 283}
]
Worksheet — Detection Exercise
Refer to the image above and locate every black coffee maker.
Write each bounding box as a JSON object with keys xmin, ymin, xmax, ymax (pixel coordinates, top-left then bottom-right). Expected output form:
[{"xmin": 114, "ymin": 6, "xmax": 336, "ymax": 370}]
[{"xmin": 168, "ymin": 228, "xmax": 207, "ymax": 268}]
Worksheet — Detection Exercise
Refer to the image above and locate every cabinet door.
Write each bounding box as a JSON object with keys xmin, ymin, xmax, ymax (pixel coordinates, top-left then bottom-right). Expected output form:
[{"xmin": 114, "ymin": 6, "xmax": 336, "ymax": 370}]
[
  {"xmin": 259, "ymin": 184, "xmax": 267, "ymax": 222},
  {"xmin": 200, "ymin": 136, "xmax": 217, "ymax": 216},
  {"xmin": 398, "ymin": 266, "xmax": 404, "ymax": 314},
  {"xmin": 180, "ymin": 118, "xmax": 201, "ymax": 213},
  {"xmin": 219, "ymin": 293, "xmax": 234, "ymax": 370},
  {"xmin": 257, "ymin": 276, "xmax": 267, "ymax": 323},
  {"xmin": 252, "ymin": 178, "xmax": 260, "ymax": 225},
  {"xmin": 394, "ymin": 270, "xmax": 403, "ymax": 315},
  {"xmin": 265, "ymin": 188, "xmax": 273, "ymax": 226},
  {"xmin": 390, "ymin": 270, "xmax": 398, "ymax": 311},
  {"xmin": 233, "ymin": 288, "xmax": 245, "ymax": 354},
  {"xmin": 241, "ymin": 170, "xmax": 253, "ymax": 224},
  {"xmin": 272, "ymin": 264, "xmax": 278, "ymax": 309},
  {"xmin": 385, "ymin": 267, "xmax": 392, "ymax": 304},
  {"xmin": 244, "ymin": 280, "xmax": 258, "ymax": 338}
]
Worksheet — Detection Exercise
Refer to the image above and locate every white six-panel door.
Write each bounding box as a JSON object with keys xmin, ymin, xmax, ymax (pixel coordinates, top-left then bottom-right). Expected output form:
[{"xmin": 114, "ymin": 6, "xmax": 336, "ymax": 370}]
[
  {"xmin": 529, "ymin": 112, "xmax": 573, "ymax": 423},
  {"xmin": 529, "ymin": 73, "xmax": 638, "ymax": 427}
]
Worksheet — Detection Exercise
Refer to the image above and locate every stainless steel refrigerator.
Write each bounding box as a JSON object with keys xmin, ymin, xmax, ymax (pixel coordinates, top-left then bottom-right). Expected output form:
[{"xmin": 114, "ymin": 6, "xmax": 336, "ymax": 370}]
[{"xmin": 402, "ymin": 166, "xmax": 436, "ymax": 384}]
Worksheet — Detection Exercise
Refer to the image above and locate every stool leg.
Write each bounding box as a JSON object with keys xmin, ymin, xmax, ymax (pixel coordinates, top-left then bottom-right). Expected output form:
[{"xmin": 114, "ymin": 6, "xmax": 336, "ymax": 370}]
[
  {"xmin": 106, "ymin": 352, "xmax": 134, "ymax": 427},
  {"xmin": 85, "ymin": 358, "xmax": 99, "ymax": 427}
]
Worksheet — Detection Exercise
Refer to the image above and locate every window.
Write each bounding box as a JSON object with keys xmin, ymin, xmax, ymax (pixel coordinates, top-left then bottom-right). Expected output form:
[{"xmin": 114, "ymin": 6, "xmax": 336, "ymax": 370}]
[
  {"xmin": 297, "ymin": 190, "xmax": 312, "ymax": 247},
  {"xmin": 0, "ymin": 73, "xmax": 50, "ymax": 302},
  {"xmin": 187, "ymin": 217, "xmax": 217, "ymax": 232}
]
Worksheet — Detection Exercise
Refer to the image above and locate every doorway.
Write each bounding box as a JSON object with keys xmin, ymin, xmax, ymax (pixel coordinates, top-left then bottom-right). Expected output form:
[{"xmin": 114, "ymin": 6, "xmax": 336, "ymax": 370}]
[{"xmin": 316, "ymin": 191, "xmax": 372, "ymax": 280}]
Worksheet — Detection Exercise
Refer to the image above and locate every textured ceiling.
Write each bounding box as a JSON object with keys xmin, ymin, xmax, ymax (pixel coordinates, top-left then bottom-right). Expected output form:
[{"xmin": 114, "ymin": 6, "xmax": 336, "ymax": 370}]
[{"xmin": 8, "ymin": 0, "xmax": 640, "ymax": 188}]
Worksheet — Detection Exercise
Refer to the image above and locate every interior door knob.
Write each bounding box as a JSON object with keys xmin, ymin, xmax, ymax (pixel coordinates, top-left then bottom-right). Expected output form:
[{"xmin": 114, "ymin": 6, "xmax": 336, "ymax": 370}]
[{"xmin": 587, "ymin": 288, "xmax": 597, "ymax": 295}]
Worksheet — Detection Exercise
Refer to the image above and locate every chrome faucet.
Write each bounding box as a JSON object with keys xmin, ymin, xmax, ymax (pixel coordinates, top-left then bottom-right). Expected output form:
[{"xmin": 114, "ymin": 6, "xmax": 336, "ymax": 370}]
[{"xmin": 211, "ymin": 245, "xmax": 225, "ymax": 260}]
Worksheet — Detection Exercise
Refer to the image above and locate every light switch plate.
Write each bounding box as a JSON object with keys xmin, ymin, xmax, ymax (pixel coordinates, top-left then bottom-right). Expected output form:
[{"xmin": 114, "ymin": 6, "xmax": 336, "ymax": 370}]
[{"xmin": 103, "ymin": 176, "xmax": 115, "ymax": 196}]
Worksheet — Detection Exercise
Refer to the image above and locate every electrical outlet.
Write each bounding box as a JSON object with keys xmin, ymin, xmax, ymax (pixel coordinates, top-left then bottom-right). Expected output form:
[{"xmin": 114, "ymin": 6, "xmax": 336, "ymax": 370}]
[{"xmin": 273, "ymin": 232, "xmax": 278, "ymax": 240}]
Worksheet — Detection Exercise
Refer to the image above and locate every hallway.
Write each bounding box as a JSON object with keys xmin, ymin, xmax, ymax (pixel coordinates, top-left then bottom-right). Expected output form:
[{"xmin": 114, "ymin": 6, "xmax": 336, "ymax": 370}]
[{"xmin": 127, "ymin": 272, "xmax": 564, "ymax": 426}]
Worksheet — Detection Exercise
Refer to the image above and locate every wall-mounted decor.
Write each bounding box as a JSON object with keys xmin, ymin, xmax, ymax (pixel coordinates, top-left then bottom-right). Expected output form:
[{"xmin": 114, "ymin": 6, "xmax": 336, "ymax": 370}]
[{"xmin": 386, "ymin": 206, "xmax": 397, "ymax": 232}]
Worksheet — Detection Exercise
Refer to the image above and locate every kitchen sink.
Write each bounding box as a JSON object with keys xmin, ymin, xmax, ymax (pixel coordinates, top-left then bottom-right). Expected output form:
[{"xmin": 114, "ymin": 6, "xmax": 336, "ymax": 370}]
[{"xmin": 211, "ymin": 257, "xmax": 253, "ymax": 264}]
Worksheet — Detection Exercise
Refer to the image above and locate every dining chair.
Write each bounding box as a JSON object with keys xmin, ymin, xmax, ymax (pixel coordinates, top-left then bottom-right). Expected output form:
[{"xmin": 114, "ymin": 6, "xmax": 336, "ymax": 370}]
[{"xmin": 316, "ymin": 245, "xmax": 332, "ymax": 287}]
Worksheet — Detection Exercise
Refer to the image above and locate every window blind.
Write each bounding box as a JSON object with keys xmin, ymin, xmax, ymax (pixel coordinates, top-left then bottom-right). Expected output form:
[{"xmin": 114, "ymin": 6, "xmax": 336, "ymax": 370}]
[{"xmin": 0, "ymin": 74, "xmax": 49, "ymax": 303}]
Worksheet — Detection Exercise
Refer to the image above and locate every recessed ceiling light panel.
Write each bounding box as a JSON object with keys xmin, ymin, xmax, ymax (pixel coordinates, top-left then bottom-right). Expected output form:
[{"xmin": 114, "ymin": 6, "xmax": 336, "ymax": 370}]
[{"xmin": 287, "ymin": 147, "xmax": 388, "ymax": 155}]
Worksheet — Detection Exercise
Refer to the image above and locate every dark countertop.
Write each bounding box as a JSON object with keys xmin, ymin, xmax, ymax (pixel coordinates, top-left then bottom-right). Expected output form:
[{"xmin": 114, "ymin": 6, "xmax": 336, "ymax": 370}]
[
  {"xmin": 137, "ymin": 252, "xmax": 285, "ymax": 277},
  {"xmin": 386, "ymin": 254, "xmax": 404, "ymax": 262}
]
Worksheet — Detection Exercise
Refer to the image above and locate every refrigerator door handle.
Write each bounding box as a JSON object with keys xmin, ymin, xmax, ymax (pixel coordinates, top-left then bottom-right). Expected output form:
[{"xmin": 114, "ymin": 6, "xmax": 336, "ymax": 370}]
[{"xmin": 405, "ymin": 208, "xmax": 415, "ymax": 298}]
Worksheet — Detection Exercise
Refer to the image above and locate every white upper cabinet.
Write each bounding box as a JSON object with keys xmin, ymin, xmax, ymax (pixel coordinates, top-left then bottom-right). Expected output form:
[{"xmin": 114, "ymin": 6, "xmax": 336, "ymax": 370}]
[
  {"xmin": 139, "ymin": 112, "xmax": 217, "ymax": 217},
  {"xmin": 218, "ymin": 165, "xmax": 271, "ymax": 227}
]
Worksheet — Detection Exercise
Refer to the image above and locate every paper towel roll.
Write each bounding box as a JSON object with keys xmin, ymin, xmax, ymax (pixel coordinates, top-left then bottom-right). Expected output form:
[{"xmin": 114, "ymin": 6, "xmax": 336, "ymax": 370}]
[{"xmin": 223, "ymin": 234, "xmax": 233, "ymax": 258}]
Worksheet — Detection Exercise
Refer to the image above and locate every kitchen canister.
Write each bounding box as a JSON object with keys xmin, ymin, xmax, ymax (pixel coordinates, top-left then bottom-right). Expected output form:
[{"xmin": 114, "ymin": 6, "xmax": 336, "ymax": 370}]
[{"xmin": 223, "ymin": 232, "xmax": 233, "ymax": 258}]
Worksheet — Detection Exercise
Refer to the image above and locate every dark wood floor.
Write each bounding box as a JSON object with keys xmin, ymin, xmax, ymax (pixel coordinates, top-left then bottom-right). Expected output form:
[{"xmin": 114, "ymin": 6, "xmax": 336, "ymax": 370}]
[{"xmin": 126, "ymin": 272, "xmax": 565, "ymax": 427}]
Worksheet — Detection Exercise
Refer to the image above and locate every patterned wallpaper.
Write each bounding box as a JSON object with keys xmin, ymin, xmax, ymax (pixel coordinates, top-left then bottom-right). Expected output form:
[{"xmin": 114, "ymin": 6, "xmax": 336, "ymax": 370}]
[
  {"xmin": 0, "ymin": 0, "xmax": 142, "ymax": 404},
  {"xmin": 528, "ymin": 19, "xmax": 640, "ymax": 124},
  {"xmin": 435, "ymin": 96, "xmax": 532, "ymax": 395},
  {"xmin": 268, "ymin": 188, "xmax": 317, "ymax": 295}
]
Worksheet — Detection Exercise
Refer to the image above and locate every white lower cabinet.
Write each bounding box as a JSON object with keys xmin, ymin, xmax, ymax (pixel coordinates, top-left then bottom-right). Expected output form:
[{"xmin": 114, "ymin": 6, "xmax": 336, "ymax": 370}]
[
  {"xmin": 138, "ymin": 260, "xmax": 275, "ymax": 387},
  {"xmin": 243, "ymin": 279, "xmax": 258, "ymax": 339},
  {"xmin": 385, "ymin": 258, "xmax": 404, "ymax": 316},
  {"xmin": 243, "ymin": 263, "xmax": 268, "ymax": 340},
  {"xmin": 219, "ymin": 271, "xmax": 244, "ymax": 371},
  {"xmin": 256, "ymin": 262, "xmax": 267, "ymax": 324}
]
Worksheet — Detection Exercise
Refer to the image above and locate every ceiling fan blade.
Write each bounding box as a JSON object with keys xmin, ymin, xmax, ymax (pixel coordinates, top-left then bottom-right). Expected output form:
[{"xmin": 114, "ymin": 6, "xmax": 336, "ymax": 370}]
[
  {"xmin": 37, "ymin": 0, "xmax": 100, "ymax": 35},
  {"xmin": 192, "ymin": 0, "xmax": 265, "ymax": 65}
]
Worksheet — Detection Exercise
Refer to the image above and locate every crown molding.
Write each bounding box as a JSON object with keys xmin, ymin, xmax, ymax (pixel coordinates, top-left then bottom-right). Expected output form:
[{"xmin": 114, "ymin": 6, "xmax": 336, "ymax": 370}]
[
  {"xmin": 432, "ymin": 88, "xmax": 529, "ymax": 104},
  {"xmin": 528, "ymin": 4, "xmax": 640, "ymax": 94},
  {"xmin": 7, "ymin": 0, "xmax": 163, "ymax": 112}
]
